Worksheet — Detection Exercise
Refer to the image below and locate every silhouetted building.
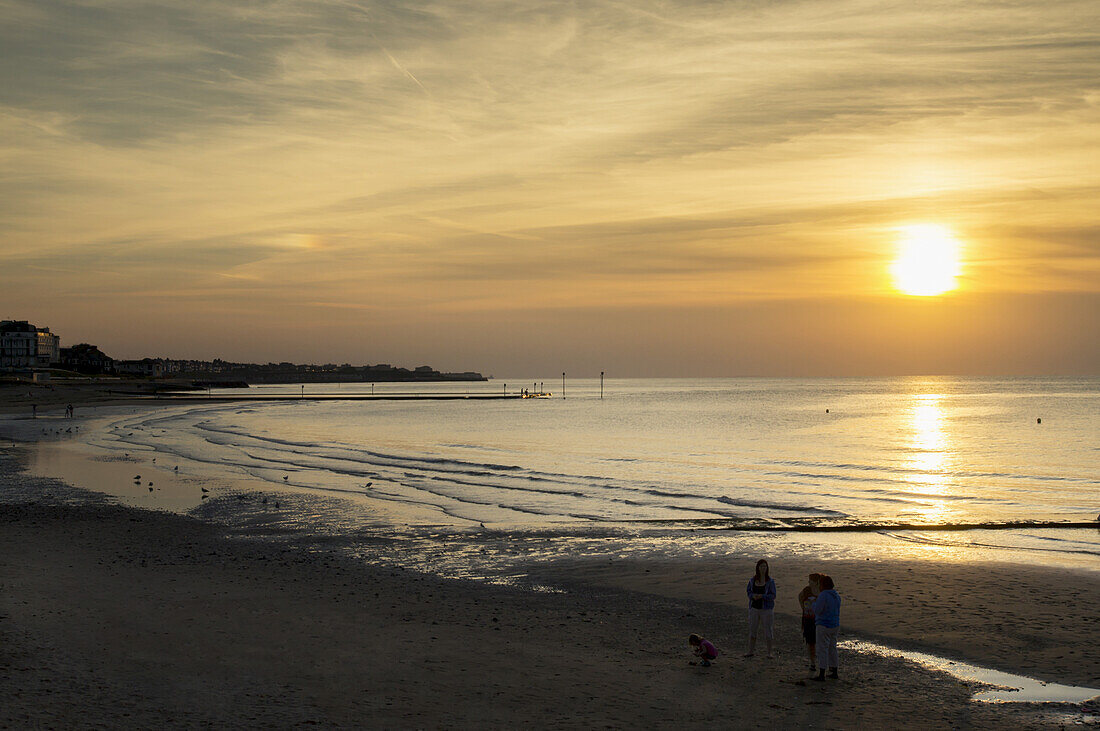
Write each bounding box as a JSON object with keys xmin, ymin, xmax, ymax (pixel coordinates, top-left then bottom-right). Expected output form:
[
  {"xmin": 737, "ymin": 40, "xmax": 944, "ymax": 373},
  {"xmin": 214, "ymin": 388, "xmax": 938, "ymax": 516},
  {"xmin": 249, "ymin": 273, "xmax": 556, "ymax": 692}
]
[
  {"xmin": 115, "ymin": 358, "xmax": 165, "ymax": 378},
  {"xmin": 60, "ymin": 343, "xmax": 114, "ymax": 374},
  {"xmin": 1, "ymin": 320, "xmax": 60, "ymax": 369},
  {"xmin": 37, "ymin": 327, "xmax": 60, "ymax": 365}
]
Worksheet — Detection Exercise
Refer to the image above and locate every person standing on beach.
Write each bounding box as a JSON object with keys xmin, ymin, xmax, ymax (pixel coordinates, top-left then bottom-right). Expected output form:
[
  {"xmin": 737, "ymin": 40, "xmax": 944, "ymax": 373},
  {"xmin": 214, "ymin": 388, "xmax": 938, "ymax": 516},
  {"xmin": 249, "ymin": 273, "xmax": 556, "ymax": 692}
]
[
  {"xmin": 798, "ymin": 573, "xmax": 822, "ymax": 673},
  {"xmin": 812, "ymin": 575, "xmax": 841, "ymax": 680},
  {"xmin": 744, "ymin": 559, "xmax": 776, "ymax": 658}
]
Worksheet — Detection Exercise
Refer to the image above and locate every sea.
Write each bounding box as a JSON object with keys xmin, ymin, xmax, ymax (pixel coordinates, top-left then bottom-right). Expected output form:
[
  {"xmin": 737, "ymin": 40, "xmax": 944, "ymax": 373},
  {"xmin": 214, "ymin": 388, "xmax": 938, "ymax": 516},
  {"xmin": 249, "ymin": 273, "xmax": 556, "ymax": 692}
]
[{"xmin": 29, "ymin": 377, "xmax": 1100, "ymax": 577}]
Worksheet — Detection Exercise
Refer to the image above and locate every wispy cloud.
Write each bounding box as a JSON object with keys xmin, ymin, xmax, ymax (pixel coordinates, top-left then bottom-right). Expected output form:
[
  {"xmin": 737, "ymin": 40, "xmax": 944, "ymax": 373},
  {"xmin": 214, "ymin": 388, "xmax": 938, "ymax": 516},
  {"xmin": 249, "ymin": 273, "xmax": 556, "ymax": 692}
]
[{"xmin": 0, "ymin": 0, "xmax": 1098, "ymax": 371}]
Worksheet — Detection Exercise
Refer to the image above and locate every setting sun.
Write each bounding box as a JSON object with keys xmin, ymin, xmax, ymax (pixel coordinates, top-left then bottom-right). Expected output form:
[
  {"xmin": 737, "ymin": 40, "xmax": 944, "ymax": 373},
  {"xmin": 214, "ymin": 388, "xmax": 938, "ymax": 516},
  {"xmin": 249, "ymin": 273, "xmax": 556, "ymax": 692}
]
[{"xmin": 891, "ymin": 225, "xmax": 962, "ymax": 296}]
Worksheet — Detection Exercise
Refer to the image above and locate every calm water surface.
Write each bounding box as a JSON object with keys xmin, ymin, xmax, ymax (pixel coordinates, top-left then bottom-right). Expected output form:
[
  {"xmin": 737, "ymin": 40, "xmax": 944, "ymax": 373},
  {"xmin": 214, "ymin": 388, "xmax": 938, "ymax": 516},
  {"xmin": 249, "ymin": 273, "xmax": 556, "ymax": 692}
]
[{"xmin": 52, "ymin": 377, "xmax": 1099, "ymax": 569}]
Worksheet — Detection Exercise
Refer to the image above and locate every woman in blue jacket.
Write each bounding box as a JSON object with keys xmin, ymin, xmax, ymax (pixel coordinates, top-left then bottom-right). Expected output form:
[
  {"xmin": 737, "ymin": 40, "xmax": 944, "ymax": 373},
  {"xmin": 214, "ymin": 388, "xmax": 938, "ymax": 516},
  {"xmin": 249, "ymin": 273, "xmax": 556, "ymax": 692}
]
[
  {"xmin": 812, "ymin": 574, "xmax": 841, "ymax": 680},
  {"xmin": 744, "ymin": 558, "xmax": 776, "ymax": 658}
]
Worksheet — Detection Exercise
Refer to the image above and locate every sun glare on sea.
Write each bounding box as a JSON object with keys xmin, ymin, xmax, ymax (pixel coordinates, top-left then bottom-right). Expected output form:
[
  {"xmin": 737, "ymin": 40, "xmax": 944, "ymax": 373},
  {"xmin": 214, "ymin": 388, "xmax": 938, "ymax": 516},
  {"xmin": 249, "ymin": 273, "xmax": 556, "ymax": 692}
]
[{"xmin": 891, "ymin": 224, "xmax": 962, "ymax": 296}]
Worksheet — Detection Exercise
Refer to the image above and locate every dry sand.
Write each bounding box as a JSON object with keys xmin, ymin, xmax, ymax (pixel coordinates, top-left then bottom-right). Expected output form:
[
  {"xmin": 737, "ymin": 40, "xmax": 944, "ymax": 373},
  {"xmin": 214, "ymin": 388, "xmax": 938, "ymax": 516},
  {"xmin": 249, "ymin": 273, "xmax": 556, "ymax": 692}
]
[{"xmin": 0, "ymin": 379, "xmax": 171, "ymax": 417}]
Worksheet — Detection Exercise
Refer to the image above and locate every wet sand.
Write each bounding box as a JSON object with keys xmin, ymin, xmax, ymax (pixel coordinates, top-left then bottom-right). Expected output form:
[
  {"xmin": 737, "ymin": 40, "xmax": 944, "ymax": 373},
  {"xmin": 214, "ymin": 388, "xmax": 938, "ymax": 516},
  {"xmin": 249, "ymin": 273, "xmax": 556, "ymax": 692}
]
[
  {"xmin": 536, "ymin": 555, "xmax": 1100, "ymax": 689},
  {"xmin": 3, "ymin": 452, "xmax": 1098, "ymax": 728}
]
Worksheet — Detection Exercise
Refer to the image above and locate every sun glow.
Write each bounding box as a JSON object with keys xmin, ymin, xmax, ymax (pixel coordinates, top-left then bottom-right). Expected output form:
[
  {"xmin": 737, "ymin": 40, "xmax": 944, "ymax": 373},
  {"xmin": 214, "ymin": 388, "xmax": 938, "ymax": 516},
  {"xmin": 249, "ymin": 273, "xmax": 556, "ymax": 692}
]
[{"xmin": 891, "ymin": 225, "xmax": 962, "ymax": 296}]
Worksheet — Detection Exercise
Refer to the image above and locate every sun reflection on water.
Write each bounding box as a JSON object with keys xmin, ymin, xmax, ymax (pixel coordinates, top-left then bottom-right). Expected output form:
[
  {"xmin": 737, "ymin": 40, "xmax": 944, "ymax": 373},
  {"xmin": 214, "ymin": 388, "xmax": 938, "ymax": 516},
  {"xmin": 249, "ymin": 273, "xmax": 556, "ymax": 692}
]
[{"xmin": 904, "ymin": 394, "xmax": 953, "ymax": 524}]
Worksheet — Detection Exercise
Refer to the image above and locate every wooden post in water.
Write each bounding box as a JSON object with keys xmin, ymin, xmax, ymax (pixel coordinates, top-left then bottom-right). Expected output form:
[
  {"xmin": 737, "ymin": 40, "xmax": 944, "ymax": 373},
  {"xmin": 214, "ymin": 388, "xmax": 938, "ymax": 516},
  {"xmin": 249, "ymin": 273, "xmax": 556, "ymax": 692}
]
[
  {"xmin": 562, "ymin": 372, "xmax": 566, "ymax": 399},
  {"xmin": 600, "ymin": 371, "xmax": 604, "ymax": 399}
]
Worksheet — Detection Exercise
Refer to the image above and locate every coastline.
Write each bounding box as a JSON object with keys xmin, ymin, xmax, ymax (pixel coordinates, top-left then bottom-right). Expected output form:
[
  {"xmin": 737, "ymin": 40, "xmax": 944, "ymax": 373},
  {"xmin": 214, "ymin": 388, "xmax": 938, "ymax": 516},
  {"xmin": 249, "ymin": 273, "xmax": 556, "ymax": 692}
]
[
  {"xmin": 2, "ymin": 468, "xmax": 1093, "ymax": 728},
  {"xmin": 2, "ymin": 399, "xmax": 1099, "ymax": 727}
]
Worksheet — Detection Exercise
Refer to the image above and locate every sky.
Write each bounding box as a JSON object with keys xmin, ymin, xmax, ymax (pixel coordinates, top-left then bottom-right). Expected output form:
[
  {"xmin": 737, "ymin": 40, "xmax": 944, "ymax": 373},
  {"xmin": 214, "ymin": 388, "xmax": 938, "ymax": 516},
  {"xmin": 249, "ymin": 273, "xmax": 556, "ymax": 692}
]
[{"xmin": 2, "ymin": 0, "xmax": 1098, "ymax": 376}]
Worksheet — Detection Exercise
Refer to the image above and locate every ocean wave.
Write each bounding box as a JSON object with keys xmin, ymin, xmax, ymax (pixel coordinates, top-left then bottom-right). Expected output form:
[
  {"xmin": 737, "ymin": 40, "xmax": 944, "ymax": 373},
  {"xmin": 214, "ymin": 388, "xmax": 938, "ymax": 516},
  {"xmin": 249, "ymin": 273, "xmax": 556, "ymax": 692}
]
[
  {"xmin": 716, "ymin": 496, "xmax": 844, "ymax": 516},
  {"xmin": 880, "ymin": 530, "xmax": 1100, "ymax": 557},
  {"xmin": 767, "ymin": 458, "xmax": 1097, "ymax": 485}
]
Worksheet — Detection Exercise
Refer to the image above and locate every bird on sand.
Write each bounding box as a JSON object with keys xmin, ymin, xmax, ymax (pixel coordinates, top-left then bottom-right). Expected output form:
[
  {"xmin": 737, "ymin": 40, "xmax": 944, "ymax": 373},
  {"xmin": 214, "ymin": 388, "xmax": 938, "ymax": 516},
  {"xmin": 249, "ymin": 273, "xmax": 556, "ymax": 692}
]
[
  {"xmin": 148, "ymin": 486, "xmax": 153, "ymax": 492},
  {"xmin": 133, "ymin": 475, "xmax": 141, "ymax": 480},
  {"xmin": 283, "ymin": 475, "xmax": 289, "ymax": 481},
  {"xmin": 201, "ymin": 487, "xmax": 209, "ymax": 493}
]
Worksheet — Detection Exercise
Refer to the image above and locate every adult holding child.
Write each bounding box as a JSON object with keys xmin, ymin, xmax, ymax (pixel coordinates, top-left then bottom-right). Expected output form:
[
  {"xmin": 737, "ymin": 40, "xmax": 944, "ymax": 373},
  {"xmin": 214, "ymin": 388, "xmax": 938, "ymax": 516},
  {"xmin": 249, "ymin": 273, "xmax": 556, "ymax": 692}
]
[
  {"xmin": 798, "ymin": 573, "xmax": 823, "ymax": 673},
  {"xmin": 744, "ymin": 558, "xmax": 776, "ymax": 658}
]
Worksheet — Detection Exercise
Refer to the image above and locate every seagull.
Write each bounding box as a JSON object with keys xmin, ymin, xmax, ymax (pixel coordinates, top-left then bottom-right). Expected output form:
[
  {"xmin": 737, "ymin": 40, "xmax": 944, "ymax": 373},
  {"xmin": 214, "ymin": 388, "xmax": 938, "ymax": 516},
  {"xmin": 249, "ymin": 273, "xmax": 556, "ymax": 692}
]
[
  {"xmin": 148, "ymin": 482, "xmax": 153, "ymax": 486},
  {"xmin": 148, "ymin": 486, "xmax": 153, "ymax": 492},
  {"xmin": 133, "ymin": 475, "xmax": 141, "ymax": 480},
  {"xmin": 201, "ymin": 487, "xmax": 209, "ymax": 493},
  {"xmin": 283, "ymin": 476, "xmax": 289, "ymax": 481}
]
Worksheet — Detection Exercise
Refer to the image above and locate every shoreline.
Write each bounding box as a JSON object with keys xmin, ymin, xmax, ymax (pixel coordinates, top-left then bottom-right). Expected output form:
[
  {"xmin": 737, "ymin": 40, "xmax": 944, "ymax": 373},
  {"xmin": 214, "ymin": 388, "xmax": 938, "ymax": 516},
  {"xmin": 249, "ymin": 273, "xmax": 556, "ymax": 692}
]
[
  {"xmin": 2, "ymin": 399, "xmax": 1099, "ymax": 726},
  {"xmin": 3, "ymin": 470, "xmax": 1096, "ymax": 728}
]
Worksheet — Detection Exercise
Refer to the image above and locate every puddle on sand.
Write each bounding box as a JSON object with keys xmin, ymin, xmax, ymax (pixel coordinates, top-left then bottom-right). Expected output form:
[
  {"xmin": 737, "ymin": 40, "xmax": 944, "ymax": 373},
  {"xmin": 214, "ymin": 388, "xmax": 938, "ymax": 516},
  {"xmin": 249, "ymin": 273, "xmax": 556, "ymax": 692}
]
[{"xmin": 843, "ymin": 640, "xmax": 1100, "ymax": 703}]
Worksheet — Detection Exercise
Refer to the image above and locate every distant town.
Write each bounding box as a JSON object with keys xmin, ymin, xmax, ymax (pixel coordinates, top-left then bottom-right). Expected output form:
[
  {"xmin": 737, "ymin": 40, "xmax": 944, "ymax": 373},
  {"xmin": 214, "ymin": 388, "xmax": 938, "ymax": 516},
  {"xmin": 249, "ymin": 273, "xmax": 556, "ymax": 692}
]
[{"xmin": 0, "ymin": 319, "xmax": 487, "ymax": 385}]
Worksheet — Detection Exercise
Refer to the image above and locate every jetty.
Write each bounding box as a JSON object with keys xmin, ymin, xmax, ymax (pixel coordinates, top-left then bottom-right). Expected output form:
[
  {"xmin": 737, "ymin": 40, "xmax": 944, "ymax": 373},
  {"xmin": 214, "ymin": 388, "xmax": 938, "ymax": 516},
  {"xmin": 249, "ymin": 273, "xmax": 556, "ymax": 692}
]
[{"xmin": 135, "ymin": 391, "xmax": 553, "ymax": 402}]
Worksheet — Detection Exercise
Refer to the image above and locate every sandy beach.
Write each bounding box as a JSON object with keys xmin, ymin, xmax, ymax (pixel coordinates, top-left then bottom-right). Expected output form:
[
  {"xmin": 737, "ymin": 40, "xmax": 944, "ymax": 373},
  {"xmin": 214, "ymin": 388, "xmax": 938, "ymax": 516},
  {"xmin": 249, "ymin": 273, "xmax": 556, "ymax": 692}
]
[
  {"xmin": 0, "ymin": 379, "xmax": 172, "ymax": 417},
  {"xmin": 2, "ymin": 399, "xmax": 1099, "ymax": 728}
]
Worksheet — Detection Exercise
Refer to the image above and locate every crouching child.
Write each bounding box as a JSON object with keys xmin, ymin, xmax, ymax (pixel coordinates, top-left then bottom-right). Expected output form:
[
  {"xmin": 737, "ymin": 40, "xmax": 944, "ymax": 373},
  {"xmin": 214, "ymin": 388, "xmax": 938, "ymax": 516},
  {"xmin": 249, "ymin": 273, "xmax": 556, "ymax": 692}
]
[{"xmin": 688, "ymin": 634, "xmax": 719, "ymax": 667}]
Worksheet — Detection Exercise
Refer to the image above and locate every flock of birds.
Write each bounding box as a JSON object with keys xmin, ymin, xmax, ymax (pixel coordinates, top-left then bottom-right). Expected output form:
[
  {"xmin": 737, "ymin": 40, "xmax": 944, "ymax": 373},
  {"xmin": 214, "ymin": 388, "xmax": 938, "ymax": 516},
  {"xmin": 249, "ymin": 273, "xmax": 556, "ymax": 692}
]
[
  {"xmin": 33, "ymin": 421, "xmax": 375, "ymax": 515},
  {"xmin": 133, "ymin": 467, "xmax": 284, "ymax": 510}
]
